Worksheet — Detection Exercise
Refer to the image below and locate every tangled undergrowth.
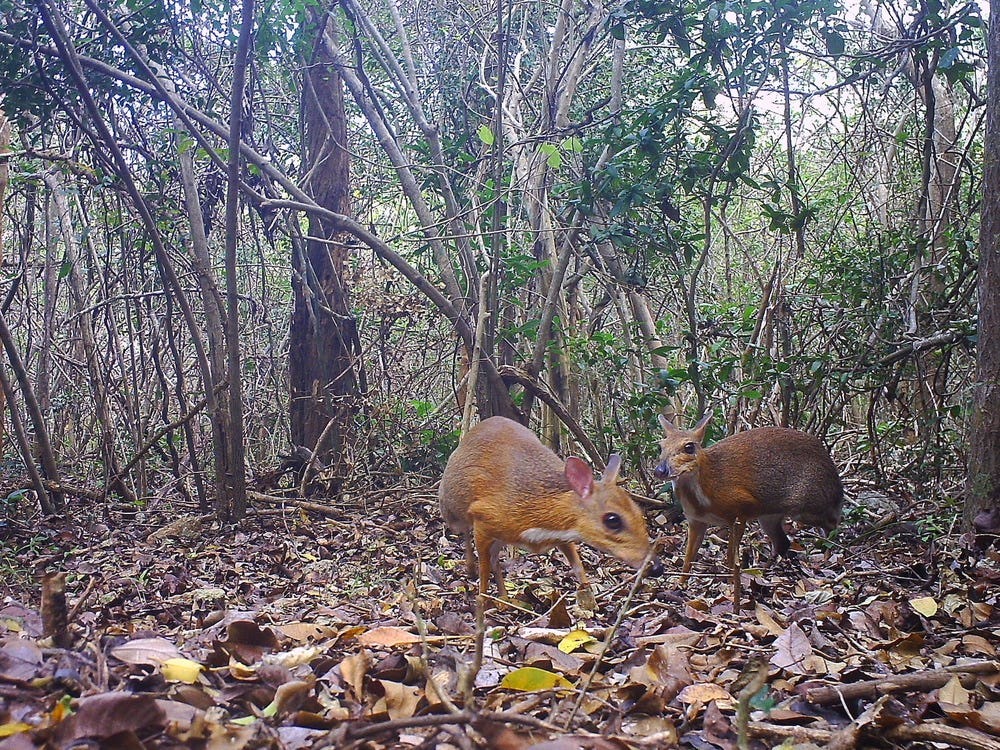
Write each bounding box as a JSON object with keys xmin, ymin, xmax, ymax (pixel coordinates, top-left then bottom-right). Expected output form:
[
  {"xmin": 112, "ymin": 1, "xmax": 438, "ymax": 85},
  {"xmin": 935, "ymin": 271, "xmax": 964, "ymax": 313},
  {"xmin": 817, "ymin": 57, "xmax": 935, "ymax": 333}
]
[{"xmin": 1, "ymin": 479, "xmax": 999, "ymax": 749}]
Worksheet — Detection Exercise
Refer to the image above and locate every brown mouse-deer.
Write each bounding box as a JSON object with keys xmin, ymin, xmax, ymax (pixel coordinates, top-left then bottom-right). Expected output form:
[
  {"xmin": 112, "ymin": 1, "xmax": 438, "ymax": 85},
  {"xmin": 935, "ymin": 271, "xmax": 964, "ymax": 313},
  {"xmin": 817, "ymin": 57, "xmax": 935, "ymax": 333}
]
[
  {"xmin": 439, "ymin": 416, "xmax": 663, "ymax": 609},
  {"xmin": 654, "ymin": 414, "xmax": 842, "ymax": 600}
]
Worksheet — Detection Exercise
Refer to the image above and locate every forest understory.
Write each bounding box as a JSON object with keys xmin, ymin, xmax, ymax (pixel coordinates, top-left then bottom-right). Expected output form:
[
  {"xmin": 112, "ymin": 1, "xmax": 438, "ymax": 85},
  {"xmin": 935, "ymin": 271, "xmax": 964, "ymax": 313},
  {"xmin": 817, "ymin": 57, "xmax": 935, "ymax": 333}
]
[{"xmin": 1, "ymin": 472, "xmax": 999, "ymax": 750}]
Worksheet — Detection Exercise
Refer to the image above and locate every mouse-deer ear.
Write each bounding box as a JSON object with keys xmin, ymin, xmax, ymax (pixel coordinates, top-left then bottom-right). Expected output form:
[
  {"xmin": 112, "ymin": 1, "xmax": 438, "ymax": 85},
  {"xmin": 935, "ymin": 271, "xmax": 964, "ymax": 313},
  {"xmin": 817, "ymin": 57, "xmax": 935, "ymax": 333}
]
[
  {"xmin": 692, "ymin": 413, "xmax": 711, "ymax": 442},
  {"xmin": 604, "ymin": 454, "xmax": 622, "ymax": 483},
  {"xmin": 658, "ymin": 414, "xmax": 680, "ymax": 435},
  {"xmin": 564, "ymin": 456, "xmax": 595, "ymax": 499}
]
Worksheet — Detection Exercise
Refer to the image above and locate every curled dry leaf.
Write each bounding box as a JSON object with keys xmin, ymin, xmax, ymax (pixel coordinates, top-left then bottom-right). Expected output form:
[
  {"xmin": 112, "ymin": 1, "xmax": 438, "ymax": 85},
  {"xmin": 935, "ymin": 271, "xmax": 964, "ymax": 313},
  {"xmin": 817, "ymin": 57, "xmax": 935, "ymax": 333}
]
[
  {"xmin": 220, "ymin": 620, "xmax": 280, "ymax": 664},
  {"xmin": 110, "ymin": 637, "xmax": 182, "ymax": 666},
  {"xmin": 269, "ymin": 678, "xmax": 316, "ymax": 717},
  {"xmin": 339, "ymin": 649, "xmax": 372, "ymax": 704},
  {"xmin": 375, "ymin": 679, "xmax": 423, "ymax": 720},
  {"xmin": 771, "ymin": 623, "xmax": 829, "ymax": 675}
]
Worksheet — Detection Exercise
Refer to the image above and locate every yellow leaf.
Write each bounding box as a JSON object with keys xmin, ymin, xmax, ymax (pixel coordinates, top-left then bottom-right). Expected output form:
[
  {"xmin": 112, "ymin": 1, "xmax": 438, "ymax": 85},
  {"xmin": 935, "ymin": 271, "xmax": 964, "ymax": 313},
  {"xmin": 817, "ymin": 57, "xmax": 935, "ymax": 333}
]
[
  {"xmin": 160, "ymin": 657, "xmax": 203, "ymax": 684},
  {"xmin": 500, "ymin": 667, "xmax": 573, "ymax": 692},
  {"xmin": 558, "ymin": 629, "xmax": 597, "ymax": 654},
  {"xmin": 0, "ymin": 723, "xmax": 33, "ymax": 738},
  {"xmin": 910, "ymin": 596, "xmax": 938, "ymax": 617}
]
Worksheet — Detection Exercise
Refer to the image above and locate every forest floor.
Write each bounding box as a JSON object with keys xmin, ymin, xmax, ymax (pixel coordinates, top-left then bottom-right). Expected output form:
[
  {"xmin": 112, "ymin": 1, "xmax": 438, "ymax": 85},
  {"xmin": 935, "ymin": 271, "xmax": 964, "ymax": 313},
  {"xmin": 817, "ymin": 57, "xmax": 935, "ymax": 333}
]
[{"xmin": 1, "ymin": 476, "xmax": 999, "ymax": 749}]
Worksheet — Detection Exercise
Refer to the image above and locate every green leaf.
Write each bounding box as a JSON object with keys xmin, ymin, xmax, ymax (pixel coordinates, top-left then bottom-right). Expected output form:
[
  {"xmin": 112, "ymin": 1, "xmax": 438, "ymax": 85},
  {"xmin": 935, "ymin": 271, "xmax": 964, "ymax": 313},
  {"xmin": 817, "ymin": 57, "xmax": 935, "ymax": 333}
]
[
  {"xmin": 540, "ymin": 142, "xmax": 562, "ymax": 168},
  {"xmin": 562, "ymin": 136, "xmax": 583, "ymax": 152},
  {"xmin": 58, "ymin": 259, "xmax": 73, "ymax": 279},
  {"xmin": 824, "ymin": 30, "xmax": 845, "ymax": 57},
  {"xmin": 938, "ymin": 47, "xmax": 959, "ymax": 69},
  {"xmin": 477, "ymin": 125, "xmax": 495, "ymax": 146}
]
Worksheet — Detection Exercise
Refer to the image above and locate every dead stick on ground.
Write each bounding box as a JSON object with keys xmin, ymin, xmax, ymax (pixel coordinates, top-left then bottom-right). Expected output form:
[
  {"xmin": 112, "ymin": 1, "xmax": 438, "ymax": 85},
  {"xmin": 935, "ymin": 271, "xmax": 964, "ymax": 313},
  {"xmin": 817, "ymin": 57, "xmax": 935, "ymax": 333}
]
[
  {"xmin": 749, "ymin": 721, "xmax": 1000, "ymax": 750},
  {"xmin": 887, "ymin": 722, "xmax": 1000, "ymax": 750},
  {"xmin": 804, "ymin": 661, "xmax": 1000, "ymax": 705},
  {"xmin": 248, "ymin": 490, "xmax": 349, "ymax": 524},
  {"xmin": 67, "ymin": 573, "xmax": 102, "ymax": 623}
]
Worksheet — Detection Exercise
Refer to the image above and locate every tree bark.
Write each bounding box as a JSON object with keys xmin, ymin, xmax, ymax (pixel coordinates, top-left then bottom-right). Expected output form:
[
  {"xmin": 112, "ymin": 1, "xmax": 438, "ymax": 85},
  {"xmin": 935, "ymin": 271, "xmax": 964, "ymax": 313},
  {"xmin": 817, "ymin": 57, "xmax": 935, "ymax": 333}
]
[
  {"xmin": 43, "ymin": 171, "xmax": 135, "ymax": 503},
  {"xmin": 0, "ymin": 107, "xmax": 8, "ymax": 450},
  {"xmin": 965, "ymin": 0, "xmax": 1000, "ymax": 533},
  {"xmin": 290, "ymin": 12, "xmax": 359, "ymax": 489},
  {"xmin": 219, "ymin": 0, "xmax": 253, "ymax": 520}
]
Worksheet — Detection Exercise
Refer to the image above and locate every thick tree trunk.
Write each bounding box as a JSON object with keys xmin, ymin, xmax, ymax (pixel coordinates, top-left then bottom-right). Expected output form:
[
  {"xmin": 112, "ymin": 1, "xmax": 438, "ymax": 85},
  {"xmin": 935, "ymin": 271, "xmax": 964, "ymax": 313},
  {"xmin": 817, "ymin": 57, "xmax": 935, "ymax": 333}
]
[
  {"xmin": 965, "ymin": 0, "xmax": 1000, "ymax": 534},
  {"xmin": 290, "ymin": 15, "xmax": 359, "ymax": 489}
]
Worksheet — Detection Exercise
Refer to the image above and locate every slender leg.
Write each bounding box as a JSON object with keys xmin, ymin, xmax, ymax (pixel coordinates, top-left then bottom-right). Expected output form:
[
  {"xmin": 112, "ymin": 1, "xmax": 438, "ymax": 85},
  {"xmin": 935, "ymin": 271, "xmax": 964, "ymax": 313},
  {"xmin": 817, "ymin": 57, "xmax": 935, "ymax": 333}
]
[
  {"xmin": 728, "ymin": 518, "xmax": 747, "ymax": 607},
  {"xmin": 473, "ymin": 526, "xmax": 495, "ymax": 597},
  {"xmin": 558, "ymin": 542, "xmax": 596, "ymax": 610},
  {"xmin": 464, "ymin": 534, "xmax": 476, "ymax": 579},
  {"xmin": 680, "ymin": 519, "xmax": 708, "ymax": 586},
  {"xmin": 489, "ymin": 540, "xmax": 508, "ymax": 600},
  {"xmin": 759, "ymin": 514, "xmax": 791, "ymax": 558}
]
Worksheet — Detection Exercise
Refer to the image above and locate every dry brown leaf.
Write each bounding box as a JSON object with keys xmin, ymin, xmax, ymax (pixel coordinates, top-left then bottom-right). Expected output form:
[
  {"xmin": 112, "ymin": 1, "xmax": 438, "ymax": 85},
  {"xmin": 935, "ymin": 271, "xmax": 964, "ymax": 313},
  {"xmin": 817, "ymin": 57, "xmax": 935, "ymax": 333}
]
[
  {"xmin": 626, "ymin": 715, "xmax": 679, "ymax": 742},
  {"xmin": 938, "ymin": 675, "xmax": 972, "ymax": 707},
  {"xmin": 223, "ymin": 621, "xmax": 279, "ymax": 657},
  {"xmin": 356, "ymin": 626, "xmax": 425, "ymax": 648},
  {"xmin": 755, "ymin": 603, "xmax": 786, "ymax": 636},
  {"xmin": 0, "ymin": 639, "xmax": 42, "ymax": 682},
  {"xmin": 630, "ymin": 644, "xmax": 694, "ymax": 703},
  {"xmin": 340, "ymin": 650, "xmax": 371, "ymax": 703},
  {"xmin": 962, "ymin": 634, "xmax": 997, "ymax": 657},
  {"xmin": 110, "ymin": 637, "xmax": 183, "ymax": 666},
  {"xmin": 276, "ymin": 622, "xmax": 338, "ymax": 642},
  {"xmin": 771, "ymin": 623, "xmax": 815, "ymax": 675},
  {"xmin": 377, "ymin": 679, "xmax": 423, "ymax": 720},
  {"xmin": 52, "ymin": 693, "xmax": 165, "ymax": 746},
  {"xmin": 272, "ymin": 679, "xmax": 316, "ymax": 716},
  {"xmin": 677, "ymin": 682, "xmax": 731, "ymax": 705}
]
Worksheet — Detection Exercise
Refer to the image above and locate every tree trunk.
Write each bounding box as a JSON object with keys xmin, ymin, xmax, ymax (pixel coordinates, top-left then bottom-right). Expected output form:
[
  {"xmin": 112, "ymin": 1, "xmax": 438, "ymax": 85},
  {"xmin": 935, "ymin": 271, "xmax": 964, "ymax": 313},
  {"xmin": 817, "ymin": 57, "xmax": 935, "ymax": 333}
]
[
  {"xmin": 43, "ymin": 171, "xmax": 135, "ymax": 503},
  {"xmin": 0, "ymin": 107, "xmax": 8, "ymax": 450},
  {"xmin": 290, "ymin": 13, "xmax": 359, "ymax": 489},
  {"xmin": 965, "ymin": 0, "xmax": 1000, "ymax": 534}
]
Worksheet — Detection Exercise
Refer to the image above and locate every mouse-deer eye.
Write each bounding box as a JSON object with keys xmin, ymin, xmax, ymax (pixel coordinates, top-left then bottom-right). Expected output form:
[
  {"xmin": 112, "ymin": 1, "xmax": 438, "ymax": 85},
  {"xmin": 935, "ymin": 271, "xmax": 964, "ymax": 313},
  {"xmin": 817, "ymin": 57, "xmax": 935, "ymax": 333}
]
[
  {"xmin": 602, "ymin": 512, "xmax": 624, "ymax": 533},
  {"xmin": 683, "ymin": 442, "xmax": 697, "ymax": 454}
]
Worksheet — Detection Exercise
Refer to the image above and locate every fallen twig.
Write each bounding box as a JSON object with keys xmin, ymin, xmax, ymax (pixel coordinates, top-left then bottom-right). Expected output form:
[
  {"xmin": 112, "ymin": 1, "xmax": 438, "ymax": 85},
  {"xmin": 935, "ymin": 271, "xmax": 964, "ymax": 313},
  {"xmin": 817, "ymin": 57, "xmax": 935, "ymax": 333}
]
[
  {"xmin": 804, "ymin": 661, "xmax": 1000, "ymax": 705},
  {"xmin": 749, "ymin": 720, "xmax": 1000, "ymax": 750}
]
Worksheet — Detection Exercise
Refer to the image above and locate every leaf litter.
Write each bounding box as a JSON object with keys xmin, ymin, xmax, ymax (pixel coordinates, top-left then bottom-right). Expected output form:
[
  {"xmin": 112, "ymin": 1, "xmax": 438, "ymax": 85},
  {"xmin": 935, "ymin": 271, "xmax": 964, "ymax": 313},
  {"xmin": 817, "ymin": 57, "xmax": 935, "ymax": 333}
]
[{"xmin": 0, "ymin": 483, "xmax": 998, "ymax": 749}]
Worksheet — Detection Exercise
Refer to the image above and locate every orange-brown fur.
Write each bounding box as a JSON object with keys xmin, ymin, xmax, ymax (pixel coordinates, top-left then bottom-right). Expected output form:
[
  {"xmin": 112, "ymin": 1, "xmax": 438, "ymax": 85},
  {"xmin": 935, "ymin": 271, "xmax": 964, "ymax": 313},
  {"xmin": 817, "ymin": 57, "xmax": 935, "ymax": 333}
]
[
  {"xmin": 655, "ymin": 414, "xmax": 842, "ymax": 590},
  {"xmin": 440, "ymin": 416, "xmax": 661, "ymax": 602}
]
